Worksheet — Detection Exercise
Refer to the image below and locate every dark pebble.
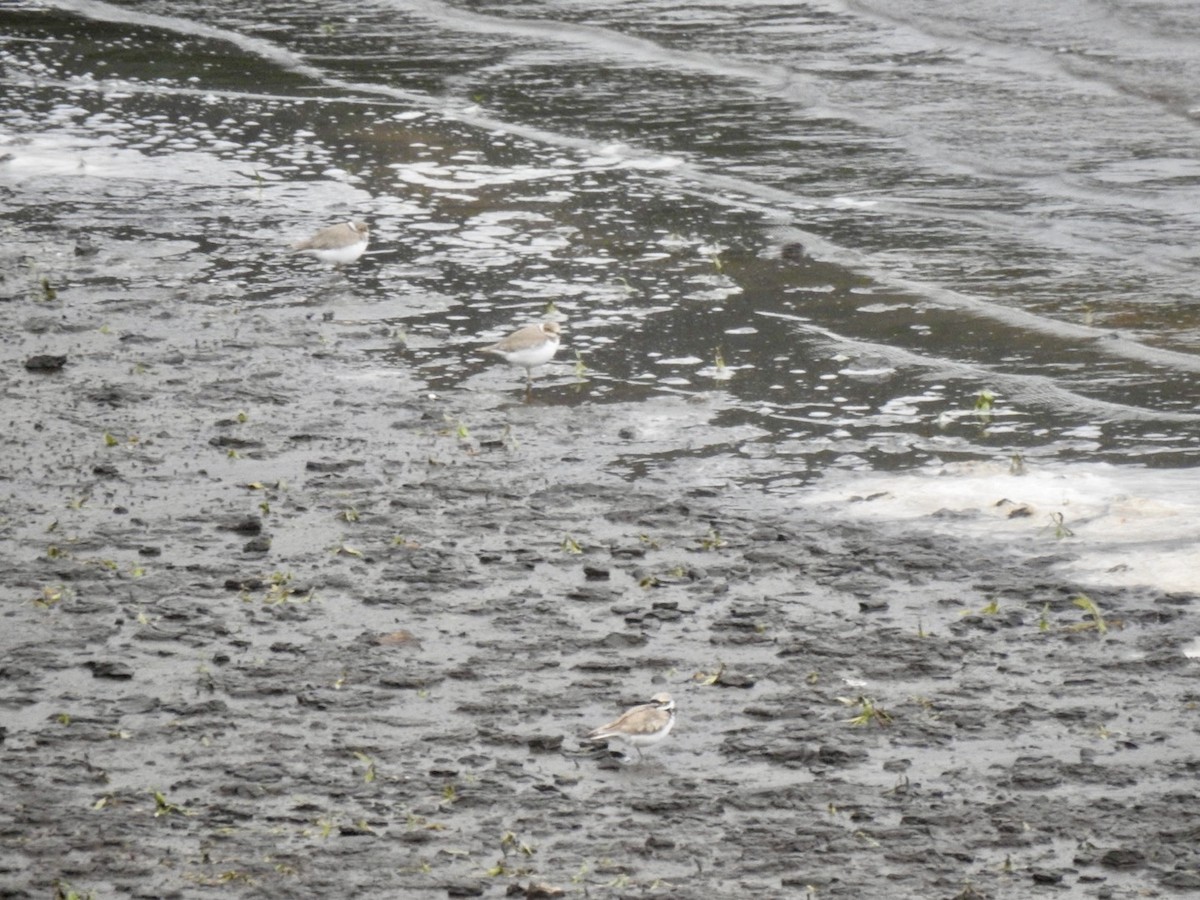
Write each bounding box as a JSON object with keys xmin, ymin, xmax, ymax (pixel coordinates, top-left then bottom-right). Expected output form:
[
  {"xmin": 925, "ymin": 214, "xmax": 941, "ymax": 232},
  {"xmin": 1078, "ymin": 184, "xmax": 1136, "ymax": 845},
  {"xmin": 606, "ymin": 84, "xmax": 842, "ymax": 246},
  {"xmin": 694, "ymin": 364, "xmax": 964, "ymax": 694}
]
[
  {"xmin": 24, "ymin": 354, "xmax": 67, "ymax": 371},
  {"xmin": 85, "ymin": 661, "xmax": 134, "ymax": 680},
  {"xmin": 1100, "ymin": 848, "xmax": 1144, "ymax": 869}
]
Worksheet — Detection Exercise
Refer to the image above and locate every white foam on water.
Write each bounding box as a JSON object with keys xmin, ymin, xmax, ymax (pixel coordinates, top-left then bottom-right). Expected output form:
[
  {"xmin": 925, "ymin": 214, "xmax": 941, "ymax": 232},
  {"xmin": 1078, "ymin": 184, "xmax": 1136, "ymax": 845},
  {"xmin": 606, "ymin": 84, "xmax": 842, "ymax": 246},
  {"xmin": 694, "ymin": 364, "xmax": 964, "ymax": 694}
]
[{"xmin": 802, "ymin": 460, "xmax": 1200, "ymax": 594}]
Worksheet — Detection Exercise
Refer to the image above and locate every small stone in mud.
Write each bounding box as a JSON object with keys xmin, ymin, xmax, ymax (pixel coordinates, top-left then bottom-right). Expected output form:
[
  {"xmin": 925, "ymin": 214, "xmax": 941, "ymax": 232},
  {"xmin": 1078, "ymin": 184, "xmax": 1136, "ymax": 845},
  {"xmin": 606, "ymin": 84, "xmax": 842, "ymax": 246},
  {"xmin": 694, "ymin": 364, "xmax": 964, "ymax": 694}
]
[
  {"xmin": 23, "ymin": 354, "xmax": 67, "ymax": 371},
  {"xmin": 583, "ymin": 565, "xmax": 609, "ymax": 580},
  {"xmin": 526, "ymin": 734, "xmax": 563, "ymax": 752},
  {"xmin": 375, "ymin": 630, "xmax": 422, "ymax": 648},
  {"xmin": 1100, "ymin": 848, "xmax": 1144, "ymax": 869},
  {"xmin": 85, "ymin": 661, "xmax": 134, "ymax": 680},
  {"xmin": 219, "ymin": 517, "xmax": 262, "ymax": 534},
  {"xmin": 781, "ymin": 241, "xmax": 806, "ymax": 262},
  {"xmin": 305, "ymin": 458, "xmax": 363, "ymax": 473},
  {"xmin": 243, "ymin": 535, "xmax": 271, "ymax": 553},
  {"xmin": 715, "ymin": 671, "xmax": 755, "ymax": 688},
  {"xmin": 138, "ymin": 545, "xmax": 162, "ymax": 557},
  {"xmin": 444, "ymin": 882, "xmax": 484, "ymax": 898},
  {"xmin": 224, "ymin": 577, "xmax": 264, "ymax": 591},
  {"xmin": 512, "ymin": 883, "xmax": 564, "ymax": 899},
  {"xmin": 1030, "ymin": 868, "xmax": 1064, "ymax": 884}
]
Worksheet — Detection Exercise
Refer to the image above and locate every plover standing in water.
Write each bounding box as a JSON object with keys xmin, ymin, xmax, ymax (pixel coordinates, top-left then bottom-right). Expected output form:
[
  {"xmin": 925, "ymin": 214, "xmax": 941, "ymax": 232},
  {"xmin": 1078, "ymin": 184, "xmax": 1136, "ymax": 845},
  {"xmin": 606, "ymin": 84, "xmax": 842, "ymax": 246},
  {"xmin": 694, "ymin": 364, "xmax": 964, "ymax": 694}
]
[
  {"xmin": 586, "ymin": 692, "xmax": 676, "ymax": 762},
  {"xmin": 292, "ymin": 221, "xmax": 369, "ymax": 266},
  {"xmin": 481, "ymin": 321, "xmax": 561, "ymax": 387}
]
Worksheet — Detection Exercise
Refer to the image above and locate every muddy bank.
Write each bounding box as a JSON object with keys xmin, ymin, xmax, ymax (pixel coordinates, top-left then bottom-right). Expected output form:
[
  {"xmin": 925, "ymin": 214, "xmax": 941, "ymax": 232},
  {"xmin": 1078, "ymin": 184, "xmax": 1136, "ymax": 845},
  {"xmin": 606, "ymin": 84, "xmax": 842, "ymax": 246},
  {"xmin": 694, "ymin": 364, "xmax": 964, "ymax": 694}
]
[{"xmin": 2, "ymin": 247, "xmax": 1199, "ymax": 900}]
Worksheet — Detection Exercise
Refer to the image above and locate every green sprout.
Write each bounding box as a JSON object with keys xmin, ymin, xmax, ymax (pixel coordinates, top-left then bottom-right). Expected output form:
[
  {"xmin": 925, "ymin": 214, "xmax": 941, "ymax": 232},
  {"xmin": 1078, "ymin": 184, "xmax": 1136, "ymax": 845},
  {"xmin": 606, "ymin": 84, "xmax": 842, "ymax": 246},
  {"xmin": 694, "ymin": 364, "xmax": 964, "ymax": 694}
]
[
  {"xmin": 1049, "ymin": 512, "xmax": 1074, "ymax": 539},
  {"xmin": 353, "ymin": 751, "xmax": 376, "ymax": 784},
  {"xmin": 698, "ymin": 527, "xmax": 727, "ymax": 550},
  {"xmin": 152, "ymin": 791, "xmax": 185, "ymax": 817},
  {"xmin": 712, "ymin": 348, "xmax": 731, "ymax": 381},
  {"xmin": 1071, "ymin": 594, "xmax": 1108, "ymax": 635},
  {"xmin": 561, "ymin": 535, "xmax": 583, "ymax": 554},
  {"xmin": 33, "ymin": 585, "xmax": 68, "ymax": 608},
  {"xmin": 838, "ymin": 695, "xmax": 893, "ymax": 728}
]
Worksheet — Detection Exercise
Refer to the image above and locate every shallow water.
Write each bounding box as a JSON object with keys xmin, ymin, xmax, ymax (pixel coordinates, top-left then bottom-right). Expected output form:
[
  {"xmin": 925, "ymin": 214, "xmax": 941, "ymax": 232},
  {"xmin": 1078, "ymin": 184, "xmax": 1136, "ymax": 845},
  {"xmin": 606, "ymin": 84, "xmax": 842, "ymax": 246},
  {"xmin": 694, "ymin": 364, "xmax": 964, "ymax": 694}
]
[{"xmin": 5, "ymin": 0, "xmax": 1200, "ymax": 466}]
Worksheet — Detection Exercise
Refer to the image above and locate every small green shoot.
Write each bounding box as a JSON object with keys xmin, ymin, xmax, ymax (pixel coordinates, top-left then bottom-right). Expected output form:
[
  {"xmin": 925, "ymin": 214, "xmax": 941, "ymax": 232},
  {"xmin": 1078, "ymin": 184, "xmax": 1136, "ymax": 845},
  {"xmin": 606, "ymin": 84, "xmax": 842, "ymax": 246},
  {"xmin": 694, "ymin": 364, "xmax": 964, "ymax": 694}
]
[
  {"xmin": 56, "ymin": 713, "xmax": 72, "ymax": 725},
  {"xmin": 52, "ymin": 881, "xmax": 94, "ymax": 900},
  {"xmin": 1049, "ymin": 512, "xmax": 1073, "ymax": 539},
  {"xmin": 338, "ymin": 507, "xmax": 359, "ymax": 523},
  {"xmin": 1071, "ymin": 594, "xmax": 1108, "ymax": 635},
  {"xmin": 441, "ymin": 783, "xmax": 457, "ymax": 805},
  {"xmin": 1037, "ymin": 603, "xmax": 1051, "ymax": 632},
  {"xmin": 152, "ymin": 790, "xmax": 185, "ymax": 817},
  {"xmin": 695, "ymin": 662, "xmax": 726, "ymax": 686},
  {"xmin": 259, "ymin": 571, "xmax": 310, "ymax": 605},
  {"xmin": 962, "ymin": 598, "xmax": 999, "ymax": 616},
  {"xmin": 405, "ymin": 812, "xmax": 447, "ymax": 832},
  {"xmin": 712, "ymin": 348, "xmax": 732, "ymax": 381},
  {"xmin": 41, "ymin": 277, "xmax": 58, "ymax": 301},
  {"xmin": 561, "ymin": 535, "xmax": 583, "ymax": 554},
  {"xmin": 574, "ymin": 350, "xmax": 588, "ymax": 381},
  {"xmin": 1009, "ymin": 452, "xmax": 1026, "ymax": 475},
  {"xmin": 236, "ymin": 410, "xmax": 249, "ymax": 424},
  {"xmin": 698, "ymin": 527, "xmax": 727, "ymax": 550},
  {"xmin": 838, "ymin": 695, "xmax": 893, "ymax": 728},
  {"xmin": 353, "ymin": 751, "xmax": 376, "ymax": 783},
  {"xmin": 34, "ymin": 585, "xmax": 68, "ymax": 608}
]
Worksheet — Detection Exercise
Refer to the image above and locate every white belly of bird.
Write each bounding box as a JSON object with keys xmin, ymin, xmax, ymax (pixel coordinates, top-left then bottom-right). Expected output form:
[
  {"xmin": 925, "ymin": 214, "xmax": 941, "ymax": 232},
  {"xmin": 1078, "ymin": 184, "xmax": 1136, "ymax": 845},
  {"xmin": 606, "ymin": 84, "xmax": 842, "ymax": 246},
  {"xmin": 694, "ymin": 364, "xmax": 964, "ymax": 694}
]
[
  {"xmin": 307, "ymin": 242, "xmax": 366, "ymax": 265},
  {"xmin": 613, "ymin": 716, "xmax": 674, "ymax": 749},
  {"xmin": 504, "ymin": 340, "xmax": 557, "ymax": 369}
]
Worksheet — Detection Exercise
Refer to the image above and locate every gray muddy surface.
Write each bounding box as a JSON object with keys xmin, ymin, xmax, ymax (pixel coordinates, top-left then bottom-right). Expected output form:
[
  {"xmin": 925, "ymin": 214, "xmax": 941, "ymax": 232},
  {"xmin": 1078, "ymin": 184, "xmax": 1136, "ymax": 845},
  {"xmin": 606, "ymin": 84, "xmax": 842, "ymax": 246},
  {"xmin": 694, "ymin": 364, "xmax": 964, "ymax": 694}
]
[
  {"xmin": 2, "ymin": 234, "xmax": 1199, "ymax": 899},
  {"xmin": 2, "ymin": 3, "xmax": 1200, "ymax": 895}
]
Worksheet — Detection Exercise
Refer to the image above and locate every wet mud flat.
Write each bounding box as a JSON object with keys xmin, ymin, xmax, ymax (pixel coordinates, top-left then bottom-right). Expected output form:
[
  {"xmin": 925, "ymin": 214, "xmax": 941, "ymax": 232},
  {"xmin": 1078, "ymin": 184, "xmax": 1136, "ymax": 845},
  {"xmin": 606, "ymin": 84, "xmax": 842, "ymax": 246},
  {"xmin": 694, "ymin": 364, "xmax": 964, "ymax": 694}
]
[{"xmin": 2, "ymin": 241, "xmax": 1200, "ymax": 900}]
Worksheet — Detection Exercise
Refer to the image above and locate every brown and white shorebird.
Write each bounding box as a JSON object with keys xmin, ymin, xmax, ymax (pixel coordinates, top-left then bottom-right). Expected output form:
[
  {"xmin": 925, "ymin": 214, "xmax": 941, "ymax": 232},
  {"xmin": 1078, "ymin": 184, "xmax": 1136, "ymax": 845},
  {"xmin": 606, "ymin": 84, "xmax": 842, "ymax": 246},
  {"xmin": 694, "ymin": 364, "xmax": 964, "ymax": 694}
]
[
  {"xmin": 586, "ymin": 692, "xmax": 676, "ymax": 762},
  {"xmin": 481, "ymin": 321, "xmax": 561, "ymax": 387},
  {"xmin": 292, "ymin": 221, "xmax": 369, "ymax": 266}
]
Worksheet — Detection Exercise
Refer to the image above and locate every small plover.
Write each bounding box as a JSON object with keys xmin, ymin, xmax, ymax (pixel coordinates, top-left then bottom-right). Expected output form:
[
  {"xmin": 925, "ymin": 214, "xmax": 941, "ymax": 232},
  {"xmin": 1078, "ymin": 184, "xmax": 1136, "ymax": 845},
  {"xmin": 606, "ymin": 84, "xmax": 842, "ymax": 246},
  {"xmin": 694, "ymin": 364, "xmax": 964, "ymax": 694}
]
[
  {"xmin": 481, "ymin": 321, "xmax": 561, "ymax": 387},
  {"xmin": 586, "ymin": 692, "xmax": 676, "ymax": 762},
  {"xmin": 292, "ymin": 221, "xmax": 369, "ymax": 266}
]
